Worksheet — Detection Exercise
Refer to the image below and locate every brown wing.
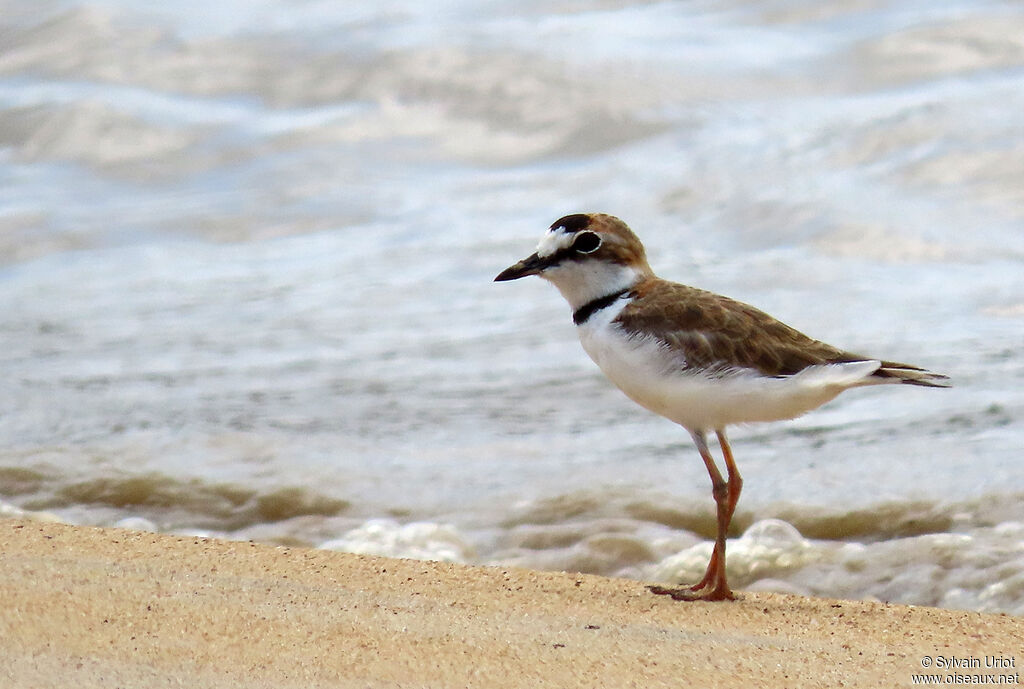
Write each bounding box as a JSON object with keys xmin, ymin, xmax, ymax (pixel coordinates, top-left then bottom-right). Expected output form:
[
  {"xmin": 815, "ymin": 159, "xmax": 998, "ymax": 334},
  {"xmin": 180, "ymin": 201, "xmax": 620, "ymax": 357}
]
[{"xmin": 613, "ymin": 279, "xmax": 864, "ymax": 377}]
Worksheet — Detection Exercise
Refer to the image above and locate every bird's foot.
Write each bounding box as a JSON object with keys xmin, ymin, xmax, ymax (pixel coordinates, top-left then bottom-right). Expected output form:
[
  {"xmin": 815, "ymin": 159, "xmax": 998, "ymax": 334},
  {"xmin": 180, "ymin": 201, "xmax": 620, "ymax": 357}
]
[{"xmin": 647, "ymin": 583, "xmax": 736, "ymax": 602}]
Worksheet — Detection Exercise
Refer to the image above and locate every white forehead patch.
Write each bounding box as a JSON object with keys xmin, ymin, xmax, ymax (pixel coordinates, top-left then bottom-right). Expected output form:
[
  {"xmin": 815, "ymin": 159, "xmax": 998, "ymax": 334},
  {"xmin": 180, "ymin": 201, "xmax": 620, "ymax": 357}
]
[{"xmin": 535, "ymin": 228, "xmax": 575, "ymax": 258}]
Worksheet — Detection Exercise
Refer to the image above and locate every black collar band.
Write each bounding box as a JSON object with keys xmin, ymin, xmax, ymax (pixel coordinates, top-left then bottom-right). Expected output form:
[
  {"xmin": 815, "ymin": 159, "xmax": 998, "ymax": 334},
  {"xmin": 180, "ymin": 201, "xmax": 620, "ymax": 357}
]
[{"xmin": 573, "ymin": 287, "xmax": 632, "ymax": 326}]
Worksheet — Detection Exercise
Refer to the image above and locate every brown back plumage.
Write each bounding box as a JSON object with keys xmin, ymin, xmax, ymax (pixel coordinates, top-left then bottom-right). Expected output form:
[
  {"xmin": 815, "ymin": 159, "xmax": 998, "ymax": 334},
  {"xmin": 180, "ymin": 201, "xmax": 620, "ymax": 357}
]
[{"xmin": 614, "ymin": 277, "xmax": 942, "ymax": 384}]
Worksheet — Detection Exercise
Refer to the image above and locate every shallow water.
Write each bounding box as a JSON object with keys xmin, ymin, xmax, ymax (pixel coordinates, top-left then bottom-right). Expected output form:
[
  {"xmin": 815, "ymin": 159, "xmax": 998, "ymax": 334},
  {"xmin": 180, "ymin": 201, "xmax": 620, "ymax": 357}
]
[{"xmin": 2, "ymin": 1, "xmax": 1023, "ymax": 613}]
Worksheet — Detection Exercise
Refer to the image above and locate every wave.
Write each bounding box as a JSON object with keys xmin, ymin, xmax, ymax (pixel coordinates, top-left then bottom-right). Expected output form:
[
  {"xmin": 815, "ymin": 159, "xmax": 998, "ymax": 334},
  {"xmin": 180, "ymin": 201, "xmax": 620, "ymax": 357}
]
[{"xmin": 23, "ymin": 472, "xmax": 349, "ymax": 531}]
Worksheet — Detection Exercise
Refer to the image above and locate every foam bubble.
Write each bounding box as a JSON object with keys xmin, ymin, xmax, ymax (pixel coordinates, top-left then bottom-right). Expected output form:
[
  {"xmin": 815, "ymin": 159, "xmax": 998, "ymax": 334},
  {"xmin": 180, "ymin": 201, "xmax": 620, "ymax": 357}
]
[
  {"xmin": 113, "ymin": 516, "xmax": 158, "ymax": 532},
  {"xmin": 648, "ymin": 519, "xmax": 826, "ymax": 588},
  {"xmin": 319, "ymin": 519, "xmax": 475, "ymax": 564},
  {"xmin": 0, "ymin": 499, "xmax": 64, "ymax": 524}
]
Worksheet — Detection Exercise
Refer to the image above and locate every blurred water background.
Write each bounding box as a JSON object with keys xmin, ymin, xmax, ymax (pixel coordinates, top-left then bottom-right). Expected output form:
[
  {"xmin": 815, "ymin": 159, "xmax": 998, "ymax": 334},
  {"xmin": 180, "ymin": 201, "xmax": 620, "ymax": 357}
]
[{"xmin": 2, "ymin": 0, "xmax": 1023, "ymax": 613}]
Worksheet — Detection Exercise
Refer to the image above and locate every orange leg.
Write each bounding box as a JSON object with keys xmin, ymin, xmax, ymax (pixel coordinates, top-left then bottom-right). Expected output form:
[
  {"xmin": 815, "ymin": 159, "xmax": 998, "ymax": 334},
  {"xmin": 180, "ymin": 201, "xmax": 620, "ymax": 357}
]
[
  {"xmin": 648, "ymin": 429, "xmax": 737, "ymax": 601},
  {"xmin": 717, "ymin": 428, "xmax": 743, "ymax": 527},
  {"xmin": 685, "ymin": 430, "xmax": 743, "ymax": 591},
  {"xmin": 684, "ymin": 427, "xmax": 741, "ymax": 589}
]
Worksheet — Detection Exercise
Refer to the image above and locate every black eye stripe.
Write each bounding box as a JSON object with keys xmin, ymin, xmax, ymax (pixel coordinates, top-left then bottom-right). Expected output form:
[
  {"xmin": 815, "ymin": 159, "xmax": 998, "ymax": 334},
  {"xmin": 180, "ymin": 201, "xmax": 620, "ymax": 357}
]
[
  {"xmin": 539, "ymin": 245, "xmax": 576, "ymax": 269},
  {"xmin": 538, "ymin": 233, "xmax": 602, "ymax": 270}
]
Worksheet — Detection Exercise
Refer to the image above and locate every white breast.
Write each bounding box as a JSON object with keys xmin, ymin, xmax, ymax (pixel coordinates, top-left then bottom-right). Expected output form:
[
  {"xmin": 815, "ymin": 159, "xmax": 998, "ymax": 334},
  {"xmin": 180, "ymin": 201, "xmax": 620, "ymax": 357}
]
[{"xmin": 576, "ymin": 302, "xmax": 880, "ymax": 432}]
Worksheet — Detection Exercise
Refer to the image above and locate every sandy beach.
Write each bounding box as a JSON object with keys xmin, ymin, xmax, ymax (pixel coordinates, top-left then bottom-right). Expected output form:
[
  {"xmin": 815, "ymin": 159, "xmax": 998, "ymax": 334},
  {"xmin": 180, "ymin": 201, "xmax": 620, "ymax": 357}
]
[
  {"xmin": 3, "ymin": 0, "xmax": 1023, "ymax": 629},
  {"xmin": 1, "ymin": 520, "xmax": 1020, "ymax": 688}
]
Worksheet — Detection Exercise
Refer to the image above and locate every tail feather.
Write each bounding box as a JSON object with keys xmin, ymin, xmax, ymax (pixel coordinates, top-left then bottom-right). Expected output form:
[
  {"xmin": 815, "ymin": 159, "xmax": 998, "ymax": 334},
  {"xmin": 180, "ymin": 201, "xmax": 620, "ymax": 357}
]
[{"xmin": 873, "ymin": 360, "xmax": 951, "ymax": 388}]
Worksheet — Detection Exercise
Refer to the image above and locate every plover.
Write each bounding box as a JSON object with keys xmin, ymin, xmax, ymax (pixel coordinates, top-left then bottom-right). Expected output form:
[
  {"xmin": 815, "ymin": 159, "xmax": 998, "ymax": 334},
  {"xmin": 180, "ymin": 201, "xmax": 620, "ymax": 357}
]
[{"xmin": 495, "ymin": 213, "xmax": 949, "ymax": 601}]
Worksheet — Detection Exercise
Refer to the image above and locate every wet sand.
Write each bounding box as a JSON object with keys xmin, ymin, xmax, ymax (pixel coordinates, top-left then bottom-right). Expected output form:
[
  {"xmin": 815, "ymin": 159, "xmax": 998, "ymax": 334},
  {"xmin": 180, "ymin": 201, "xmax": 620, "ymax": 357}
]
[{"xmin": 1, "ymin": 520, "xmax": 1020, "ymax": 688}]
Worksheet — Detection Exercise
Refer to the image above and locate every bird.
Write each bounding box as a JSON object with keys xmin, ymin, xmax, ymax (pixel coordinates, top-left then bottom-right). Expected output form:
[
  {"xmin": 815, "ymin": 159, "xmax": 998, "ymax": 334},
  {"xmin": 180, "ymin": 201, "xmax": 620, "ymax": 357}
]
[{"xmin": 494, "ymin": 213, "xmax": 949, "ymax": 601}]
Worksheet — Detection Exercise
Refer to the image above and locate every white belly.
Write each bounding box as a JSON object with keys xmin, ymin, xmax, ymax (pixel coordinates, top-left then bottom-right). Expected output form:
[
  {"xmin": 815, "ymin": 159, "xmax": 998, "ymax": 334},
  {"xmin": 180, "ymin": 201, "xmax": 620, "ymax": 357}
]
[{"xmin": 576, "ymin": 305, "xmax": 878, "ymax": 432}]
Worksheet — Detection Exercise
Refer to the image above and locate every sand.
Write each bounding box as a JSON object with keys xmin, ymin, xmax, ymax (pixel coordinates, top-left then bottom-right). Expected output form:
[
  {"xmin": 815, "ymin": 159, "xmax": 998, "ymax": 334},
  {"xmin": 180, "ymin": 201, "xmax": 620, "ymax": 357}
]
[{"xmin": 0, "ymin": 520, "xmax": 1020, "ymax": 688}]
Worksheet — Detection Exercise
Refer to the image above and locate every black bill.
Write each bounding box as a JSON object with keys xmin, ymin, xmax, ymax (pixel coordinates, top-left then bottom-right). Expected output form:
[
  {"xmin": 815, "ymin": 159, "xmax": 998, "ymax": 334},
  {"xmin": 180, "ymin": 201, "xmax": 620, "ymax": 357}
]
[{"xmin": 494, "ymin": 252, "xmax": 546, "ymax": 281}]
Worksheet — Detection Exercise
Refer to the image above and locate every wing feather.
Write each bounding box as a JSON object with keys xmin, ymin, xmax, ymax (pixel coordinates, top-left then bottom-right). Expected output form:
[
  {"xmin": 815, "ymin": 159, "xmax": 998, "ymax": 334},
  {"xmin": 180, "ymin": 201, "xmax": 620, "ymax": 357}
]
[{"xmin": 613, "ymin": 280, "xmax": 865, "ymax": 377}]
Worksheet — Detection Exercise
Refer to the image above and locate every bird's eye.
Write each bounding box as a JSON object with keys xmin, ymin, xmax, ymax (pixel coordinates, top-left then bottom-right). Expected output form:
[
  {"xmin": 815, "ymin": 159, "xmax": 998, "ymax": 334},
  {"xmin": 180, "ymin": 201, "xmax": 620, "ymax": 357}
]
[{"xmin": 572, "ymin": 231, "xmax": 601, "ymax": 254}]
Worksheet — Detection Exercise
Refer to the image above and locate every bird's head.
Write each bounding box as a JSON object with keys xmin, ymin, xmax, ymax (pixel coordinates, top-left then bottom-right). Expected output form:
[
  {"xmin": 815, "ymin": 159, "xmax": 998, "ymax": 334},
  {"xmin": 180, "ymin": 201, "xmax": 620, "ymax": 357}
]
[{"xmin": 494, "ymin": 213, "xmax": 653, "ymax": 311}]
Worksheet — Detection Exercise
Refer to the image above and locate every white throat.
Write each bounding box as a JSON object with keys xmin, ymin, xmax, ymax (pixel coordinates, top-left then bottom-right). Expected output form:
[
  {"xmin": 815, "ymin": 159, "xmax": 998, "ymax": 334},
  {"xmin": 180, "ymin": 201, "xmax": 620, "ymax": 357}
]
[{"xmin": 542, "ymin": 260, "xmax": 644, "ymax": 312}]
